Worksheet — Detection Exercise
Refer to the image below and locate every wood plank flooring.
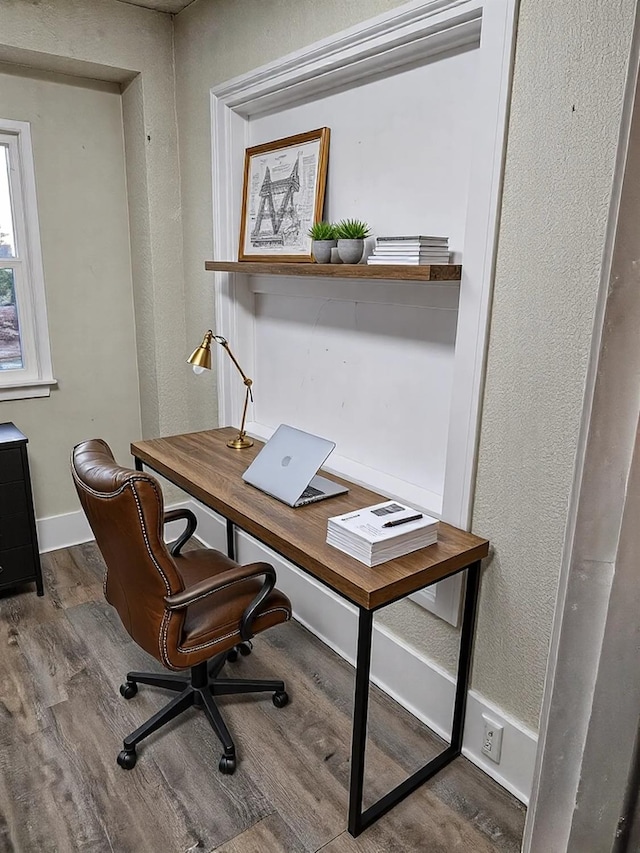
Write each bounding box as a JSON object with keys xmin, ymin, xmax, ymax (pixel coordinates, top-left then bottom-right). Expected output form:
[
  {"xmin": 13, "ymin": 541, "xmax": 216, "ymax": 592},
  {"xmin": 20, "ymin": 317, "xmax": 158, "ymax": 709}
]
[{"xmin": 0, "ymin": 544, "xmax": 526, "ymax": 852}]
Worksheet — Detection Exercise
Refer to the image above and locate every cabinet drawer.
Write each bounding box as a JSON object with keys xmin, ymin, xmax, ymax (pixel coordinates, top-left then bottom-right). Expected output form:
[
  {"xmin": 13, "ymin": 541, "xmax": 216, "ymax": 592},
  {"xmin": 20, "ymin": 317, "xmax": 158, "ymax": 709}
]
[
  {"xmin": 0, "ymin": 545, "xmax": 36, "ymax": 587},
  {"xmin": 0, "ymin": 448, "xmax": 23, "ymax": 484},
  {"xmin": 0, "ymin": 513, "xmax": 32, "ymax": 550},
  {"xmin": 0, "ymin": 482, "xmax": 27, "ymax": 516}
]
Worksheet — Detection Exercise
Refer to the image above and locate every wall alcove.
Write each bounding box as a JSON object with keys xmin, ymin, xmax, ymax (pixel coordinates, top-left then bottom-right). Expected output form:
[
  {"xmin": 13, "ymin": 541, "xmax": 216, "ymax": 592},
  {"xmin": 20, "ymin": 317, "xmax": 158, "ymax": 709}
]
[{"xmin": 209, "ymin": 0, "xmax": 516, "ymax": 624}]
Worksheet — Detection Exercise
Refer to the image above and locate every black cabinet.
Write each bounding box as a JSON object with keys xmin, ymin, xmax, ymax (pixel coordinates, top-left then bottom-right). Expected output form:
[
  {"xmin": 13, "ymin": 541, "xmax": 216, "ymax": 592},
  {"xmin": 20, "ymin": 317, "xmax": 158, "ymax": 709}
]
[{"xmin": 0, "ymin": 423, "xmax": 43, "ymax": 596}]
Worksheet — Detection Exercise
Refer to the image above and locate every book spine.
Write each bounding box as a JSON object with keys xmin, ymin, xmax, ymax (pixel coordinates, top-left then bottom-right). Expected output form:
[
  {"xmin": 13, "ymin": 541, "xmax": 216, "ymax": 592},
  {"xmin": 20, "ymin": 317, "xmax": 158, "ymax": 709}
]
[
  {"xmin": 367, "ymin": 259, "xmax": 448, "ymax": 265},
  {"xmin": 374, "ymin": 247, "xmax": 448, "ymax": 252},
  {"xmin": 372, "ymin": 249, "xmax": 449, "ymax": 258},
  {"xmin": 377, "ymin": 236, "xmax": 448, "ymax": 242}
]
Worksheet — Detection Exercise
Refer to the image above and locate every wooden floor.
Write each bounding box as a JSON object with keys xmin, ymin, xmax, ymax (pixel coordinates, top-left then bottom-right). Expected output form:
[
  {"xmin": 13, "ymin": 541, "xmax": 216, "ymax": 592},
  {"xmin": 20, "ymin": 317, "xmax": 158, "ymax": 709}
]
[{"xmin": 0, "ymin": 544, "xmax": 526, "ymax": 852}]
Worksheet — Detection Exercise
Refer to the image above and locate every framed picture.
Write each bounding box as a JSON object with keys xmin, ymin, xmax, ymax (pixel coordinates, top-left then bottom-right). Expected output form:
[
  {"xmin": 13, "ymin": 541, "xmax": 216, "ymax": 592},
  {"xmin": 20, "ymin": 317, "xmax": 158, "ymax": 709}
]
[{"xmin": 238, "ymin": 127, "xmax": 330, "ymax": 262}]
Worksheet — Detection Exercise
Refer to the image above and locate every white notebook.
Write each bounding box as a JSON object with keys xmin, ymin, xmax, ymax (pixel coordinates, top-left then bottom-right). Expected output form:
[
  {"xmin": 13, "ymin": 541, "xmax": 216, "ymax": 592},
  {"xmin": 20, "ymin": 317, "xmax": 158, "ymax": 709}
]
[{"xmin": 327, "ymin": 501, "xmax": 439, "ymax": 566}]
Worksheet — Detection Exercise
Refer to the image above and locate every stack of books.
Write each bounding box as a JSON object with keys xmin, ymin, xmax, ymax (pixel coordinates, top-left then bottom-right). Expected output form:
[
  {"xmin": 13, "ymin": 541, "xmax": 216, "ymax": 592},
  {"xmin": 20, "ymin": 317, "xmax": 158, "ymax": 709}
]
[
  {"xmin": 326, "ymin": 500, "xmax": 439, "ymax": 567},
  {"xmin": 367, "ymin": 235, "xmax": 450, "ymax": 266}
]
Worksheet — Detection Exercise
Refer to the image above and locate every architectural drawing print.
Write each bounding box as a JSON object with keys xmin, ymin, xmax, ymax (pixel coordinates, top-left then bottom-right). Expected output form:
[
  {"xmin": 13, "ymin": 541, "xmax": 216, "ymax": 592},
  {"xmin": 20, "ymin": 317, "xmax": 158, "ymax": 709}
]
[
  {"xmin": 251, "ymin": 157, "xmax": 301, "ymax": 249},
  {"xmin": 239, "ymin": 128, "xmax": 330, "ymax": 262}
]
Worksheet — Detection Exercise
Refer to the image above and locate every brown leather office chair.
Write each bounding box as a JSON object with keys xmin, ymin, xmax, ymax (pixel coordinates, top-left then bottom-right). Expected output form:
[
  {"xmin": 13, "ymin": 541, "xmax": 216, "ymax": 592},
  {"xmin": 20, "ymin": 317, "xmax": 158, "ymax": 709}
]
[{"xmin": 71, "ymin": 438, "xmax": 291, "ymax": 775}]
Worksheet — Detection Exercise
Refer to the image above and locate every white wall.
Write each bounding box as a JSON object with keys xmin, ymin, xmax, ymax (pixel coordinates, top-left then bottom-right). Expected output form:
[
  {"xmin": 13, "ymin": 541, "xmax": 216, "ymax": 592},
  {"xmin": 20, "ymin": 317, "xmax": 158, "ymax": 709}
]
[
  {"xmin": 247, "ymin": 53, "xmax": 474, "ymax": 250},
  {"xmin": 253, "ymin": 293, "xmax": 457, "ymax": 509},
  {"xmin": 244, "ymin": 51, "xmax": 475, "ymax": 513}
]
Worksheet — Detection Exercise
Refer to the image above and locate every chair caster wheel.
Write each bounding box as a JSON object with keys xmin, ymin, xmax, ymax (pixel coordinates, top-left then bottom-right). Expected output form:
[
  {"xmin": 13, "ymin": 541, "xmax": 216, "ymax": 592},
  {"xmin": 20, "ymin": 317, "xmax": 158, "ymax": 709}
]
[
  {"xmin": 238, "ymin": 641, "xmax": 252, "ymax": 657},
  {"xmin": 226, "ymin": 648, "xmax": 238, "ymax": 663},
  {"xmin": 219, "ymin": 754, "xmax": 236, "ymax": 775},
  {"xmin": 119, "ymin": 681, "xmax": 138, "ymax": 700},
  {"xmin": 117, "ymin": 748, "xmax": 137, "ymax": 770},
  {"xmin": 272, "ymin": 690, "xmax": 289, "ymax": 708}
]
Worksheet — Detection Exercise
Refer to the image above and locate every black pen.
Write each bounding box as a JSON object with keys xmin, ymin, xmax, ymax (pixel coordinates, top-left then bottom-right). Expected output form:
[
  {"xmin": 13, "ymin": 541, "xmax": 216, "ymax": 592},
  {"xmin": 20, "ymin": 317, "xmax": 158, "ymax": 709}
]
[{"xmin": 382, "ymin": 513, "xmax": 423, "ymax": 528}]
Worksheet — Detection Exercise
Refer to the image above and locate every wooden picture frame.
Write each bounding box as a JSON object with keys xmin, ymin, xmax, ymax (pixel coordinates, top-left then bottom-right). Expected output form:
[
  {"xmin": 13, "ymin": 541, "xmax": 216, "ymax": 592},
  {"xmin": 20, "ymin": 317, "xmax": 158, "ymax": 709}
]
[{"xmin": 238, "ymin": 127, "xmax": 330, "ymax": 262}]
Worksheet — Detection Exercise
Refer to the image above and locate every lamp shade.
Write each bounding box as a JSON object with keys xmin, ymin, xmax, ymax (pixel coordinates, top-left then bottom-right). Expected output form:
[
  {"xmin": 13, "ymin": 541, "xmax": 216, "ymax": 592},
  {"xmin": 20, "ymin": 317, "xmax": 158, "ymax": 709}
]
[{"xmin": 187, "ymin": 332, "xmax": 213, "ymax": 371}]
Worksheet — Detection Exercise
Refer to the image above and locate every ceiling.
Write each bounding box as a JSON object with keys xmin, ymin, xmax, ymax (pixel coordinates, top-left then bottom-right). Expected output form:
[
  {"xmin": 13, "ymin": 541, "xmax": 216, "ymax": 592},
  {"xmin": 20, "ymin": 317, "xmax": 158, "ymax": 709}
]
[{"xmin": 114, "ymin": 0, "xmax": 195, "ymax": 13}]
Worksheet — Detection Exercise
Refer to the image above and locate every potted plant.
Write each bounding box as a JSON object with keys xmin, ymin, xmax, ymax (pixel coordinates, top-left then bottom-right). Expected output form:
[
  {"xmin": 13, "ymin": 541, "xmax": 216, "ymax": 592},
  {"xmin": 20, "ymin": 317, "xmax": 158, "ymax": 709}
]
[
  {"xmin": 335, "ymin": 219, "xmax": 371, "ymax": 264},
  {"xmin": 308, "ymin": 221, "xmax": 338, "ymax": 264}
]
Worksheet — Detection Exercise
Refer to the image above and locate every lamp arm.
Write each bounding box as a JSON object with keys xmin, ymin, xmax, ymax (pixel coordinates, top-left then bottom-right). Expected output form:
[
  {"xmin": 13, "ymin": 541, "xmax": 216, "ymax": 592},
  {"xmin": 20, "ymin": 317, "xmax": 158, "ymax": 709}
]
[
  {"xmin": 238, "ymin": 384, "xmax": 251, "ymax": 440},
  {"xmin": 214, "ymin": 336, "xmax": 253, "ymax": 395}
]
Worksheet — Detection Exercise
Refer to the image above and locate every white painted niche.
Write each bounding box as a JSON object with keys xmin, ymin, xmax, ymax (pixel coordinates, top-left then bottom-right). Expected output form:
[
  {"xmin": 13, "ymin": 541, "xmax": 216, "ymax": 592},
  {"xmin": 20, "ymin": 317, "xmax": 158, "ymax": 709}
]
[{"xmin": 209, "ymin": 0, "xmax": 517, "ymax": 624}]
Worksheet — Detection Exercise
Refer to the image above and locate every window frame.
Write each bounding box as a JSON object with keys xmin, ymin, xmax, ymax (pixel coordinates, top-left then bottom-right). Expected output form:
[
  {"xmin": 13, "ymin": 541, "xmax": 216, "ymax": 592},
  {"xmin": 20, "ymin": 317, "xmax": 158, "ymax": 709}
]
[{"xmin": 0, "ymin": 118, "xmax": 55, "ymax": 400}]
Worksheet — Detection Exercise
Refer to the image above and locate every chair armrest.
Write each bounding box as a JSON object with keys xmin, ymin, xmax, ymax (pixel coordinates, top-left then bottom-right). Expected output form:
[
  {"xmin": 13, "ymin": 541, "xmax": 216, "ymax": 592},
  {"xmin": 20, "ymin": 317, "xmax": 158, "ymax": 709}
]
[
  {"xmin": 164, "ymin": 561, "xmax": 276, "ymax": 644},
  {"xmin": 163, "ymin": 508, "xmax": 197, "ymax": 556}
]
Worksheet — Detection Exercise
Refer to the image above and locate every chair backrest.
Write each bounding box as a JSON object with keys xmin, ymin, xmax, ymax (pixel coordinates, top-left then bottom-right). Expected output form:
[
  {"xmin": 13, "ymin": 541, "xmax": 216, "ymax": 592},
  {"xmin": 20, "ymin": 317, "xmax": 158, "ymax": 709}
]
[{"xmin": 71, "ymin": 438, "xmax": 186, "ymax": 662}]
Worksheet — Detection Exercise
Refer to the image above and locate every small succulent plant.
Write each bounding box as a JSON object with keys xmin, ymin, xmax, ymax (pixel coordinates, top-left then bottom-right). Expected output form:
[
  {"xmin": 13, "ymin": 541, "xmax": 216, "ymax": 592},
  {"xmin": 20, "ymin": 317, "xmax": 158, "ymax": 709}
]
[
  {"xmin": 335, "ymin": 219, "xmax": 371, "ymax": 239},
  {"xmin": 308, "ymin": 221, "xmax": 338, "ymax": 240}
]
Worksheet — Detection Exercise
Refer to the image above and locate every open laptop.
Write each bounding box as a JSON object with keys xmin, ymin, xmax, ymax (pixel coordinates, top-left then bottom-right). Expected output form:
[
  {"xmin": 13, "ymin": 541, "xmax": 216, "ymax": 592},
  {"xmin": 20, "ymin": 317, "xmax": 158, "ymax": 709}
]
[{"xmin": 242, "ymin": 424, "xmax": 349, "ymax": 507}]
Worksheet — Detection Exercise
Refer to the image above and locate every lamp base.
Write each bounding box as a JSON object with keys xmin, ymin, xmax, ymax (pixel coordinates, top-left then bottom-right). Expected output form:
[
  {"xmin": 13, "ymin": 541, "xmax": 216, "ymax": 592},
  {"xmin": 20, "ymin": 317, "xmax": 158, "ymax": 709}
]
[{"xmin": 227, "ymin": 435, "xmax": 254, "ymax": 449}]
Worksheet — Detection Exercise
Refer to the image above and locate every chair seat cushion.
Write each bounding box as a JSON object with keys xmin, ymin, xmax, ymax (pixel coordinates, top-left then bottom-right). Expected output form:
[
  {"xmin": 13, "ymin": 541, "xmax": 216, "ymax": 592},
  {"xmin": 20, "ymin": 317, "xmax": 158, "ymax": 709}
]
[{"xmin": 174, "ymin": 548, "xmax": 291, "ymax": 651}]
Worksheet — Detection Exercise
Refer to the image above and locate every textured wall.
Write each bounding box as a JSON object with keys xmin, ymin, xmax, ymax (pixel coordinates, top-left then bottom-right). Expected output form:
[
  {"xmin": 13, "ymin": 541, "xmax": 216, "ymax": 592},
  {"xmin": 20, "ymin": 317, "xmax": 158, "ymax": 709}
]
[
  {"xmin": 471, "ymin": 0, "xmax": 636, "ymax": 727},
  {"xmin": 0, "ymin": 65, "xmax": 141, "ymax": 517},
  {"xmin": 174, "ymin": 0, "xmax": 637, "ymax": 730},
  {"xmin": 0, "ymin": 0, "xmax": 185, "ymax": 515}
]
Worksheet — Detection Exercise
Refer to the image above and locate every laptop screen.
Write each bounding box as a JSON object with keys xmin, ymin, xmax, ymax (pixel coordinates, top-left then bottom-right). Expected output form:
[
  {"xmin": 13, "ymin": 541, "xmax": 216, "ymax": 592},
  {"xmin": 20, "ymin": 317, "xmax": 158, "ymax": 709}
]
[{"xmin": 242, "ymin": 424, "xmax": 336, "ymax": 505}]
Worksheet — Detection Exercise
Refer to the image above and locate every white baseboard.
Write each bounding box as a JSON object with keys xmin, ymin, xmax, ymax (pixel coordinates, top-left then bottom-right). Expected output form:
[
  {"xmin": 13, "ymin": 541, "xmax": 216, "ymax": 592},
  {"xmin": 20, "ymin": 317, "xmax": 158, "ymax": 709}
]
[
  {"xmin": 37, "ymin": 509, "xmax": 93, "ymax": 553},
  {"xmin": 43, "ymin": 500, "xmax": 536, "ymax": 803}
]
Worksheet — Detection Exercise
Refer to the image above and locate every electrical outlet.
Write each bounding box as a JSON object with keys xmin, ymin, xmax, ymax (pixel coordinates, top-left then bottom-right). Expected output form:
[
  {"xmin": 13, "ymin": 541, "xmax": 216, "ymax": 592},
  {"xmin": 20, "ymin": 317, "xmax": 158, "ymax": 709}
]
[{"xmin": 481, "ymin": 715, "xmax": 504, "ymax": 763}]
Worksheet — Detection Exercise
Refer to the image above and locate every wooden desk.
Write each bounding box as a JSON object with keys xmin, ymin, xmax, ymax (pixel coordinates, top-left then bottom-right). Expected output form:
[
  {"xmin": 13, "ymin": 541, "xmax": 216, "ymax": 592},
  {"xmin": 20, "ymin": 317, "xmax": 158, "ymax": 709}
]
[{"xmin": 131, "ymin": 428, "xmax": 489, "ymax": 837}]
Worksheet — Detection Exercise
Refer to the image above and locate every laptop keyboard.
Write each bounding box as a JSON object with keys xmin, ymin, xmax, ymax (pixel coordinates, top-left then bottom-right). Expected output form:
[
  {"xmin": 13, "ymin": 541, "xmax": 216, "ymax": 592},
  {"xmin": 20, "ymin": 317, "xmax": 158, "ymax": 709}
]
[{"xmin": 300, "ymin": 485, "xmax": 324, "ymax": 500}]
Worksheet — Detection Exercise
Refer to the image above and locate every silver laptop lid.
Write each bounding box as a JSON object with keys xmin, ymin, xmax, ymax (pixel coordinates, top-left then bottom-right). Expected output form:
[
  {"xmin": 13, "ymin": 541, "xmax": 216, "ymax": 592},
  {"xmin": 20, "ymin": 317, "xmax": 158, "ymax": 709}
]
[{"xmin": 242, "ymin": 424, "xmax": 336, "ymax": 506}]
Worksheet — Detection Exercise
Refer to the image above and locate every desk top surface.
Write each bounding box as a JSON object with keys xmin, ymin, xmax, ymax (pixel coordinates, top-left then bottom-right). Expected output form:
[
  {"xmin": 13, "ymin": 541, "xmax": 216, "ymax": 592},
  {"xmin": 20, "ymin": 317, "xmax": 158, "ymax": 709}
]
[{"xmin": 131, "ymin": 428, "xmax": 489, "ymax": 610}]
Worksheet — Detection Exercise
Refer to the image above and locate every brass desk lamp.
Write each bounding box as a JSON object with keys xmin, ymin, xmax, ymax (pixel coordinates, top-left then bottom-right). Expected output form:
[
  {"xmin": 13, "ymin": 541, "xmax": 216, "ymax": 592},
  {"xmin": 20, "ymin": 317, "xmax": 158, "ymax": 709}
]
[{"xmin": 187, "ymin": 330, "xmax": 254, "ymax": 449}]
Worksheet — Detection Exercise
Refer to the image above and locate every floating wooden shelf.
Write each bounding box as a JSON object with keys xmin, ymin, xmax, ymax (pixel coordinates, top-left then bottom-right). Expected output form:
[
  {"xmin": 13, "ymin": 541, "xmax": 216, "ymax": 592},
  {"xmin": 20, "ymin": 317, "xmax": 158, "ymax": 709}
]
[{"xmin": 205, "ymin": 260, "xmax": 462, "ymax": 282}]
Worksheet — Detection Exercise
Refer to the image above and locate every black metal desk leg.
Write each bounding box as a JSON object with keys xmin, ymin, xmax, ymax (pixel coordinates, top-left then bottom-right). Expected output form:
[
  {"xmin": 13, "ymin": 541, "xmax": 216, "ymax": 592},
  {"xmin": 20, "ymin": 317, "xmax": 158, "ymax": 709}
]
[
  {"xmin": 226, "ymin": 519, "xmax": 235, "ymax": 561},
  {"xmin": 348, "ymin": 607, "xmax": 374, "ymax": 836},
  {"xmin": 134, "ymin": 457, "xmax": 143, "ymax": 471},
  {"xmin": 451, "ymin": 560, "xmax": 481, "ymax": 752}
]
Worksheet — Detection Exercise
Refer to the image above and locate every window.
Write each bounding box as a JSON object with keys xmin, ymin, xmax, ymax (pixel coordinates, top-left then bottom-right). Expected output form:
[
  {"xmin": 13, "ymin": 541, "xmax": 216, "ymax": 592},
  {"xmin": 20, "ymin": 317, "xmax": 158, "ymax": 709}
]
[{"xmin": 0, "ymin": 119, "xmax": 54, "ymax": 400}]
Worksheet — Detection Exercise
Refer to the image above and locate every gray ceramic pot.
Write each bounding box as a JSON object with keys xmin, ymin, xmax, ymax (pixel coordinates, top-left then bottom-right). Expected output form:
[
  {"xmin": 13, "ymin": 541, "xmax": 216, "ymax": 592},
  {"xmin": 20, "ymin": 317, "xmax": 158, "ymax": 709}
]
[
  {"xmin": 337, "ymin": 238, "xmax": 364, "ymax": 264},
  {"xmin": 312, "ymin": 239, "xmax": 337, "ymax": 264}
]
